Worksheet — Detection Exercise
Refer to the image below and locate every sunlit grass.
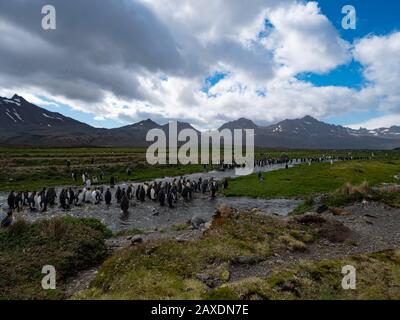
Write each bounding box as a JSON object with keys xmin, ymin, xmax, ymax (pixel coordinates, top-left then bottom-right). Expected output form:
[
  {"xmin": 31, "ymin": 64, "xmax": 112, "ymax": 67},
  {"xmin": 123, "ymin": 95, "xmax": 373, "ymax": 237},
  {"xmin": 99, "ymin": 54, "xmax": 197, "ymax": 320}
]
[{"xmin": 224, "ymin": 160, "xmax": 400, "ymax": 199}]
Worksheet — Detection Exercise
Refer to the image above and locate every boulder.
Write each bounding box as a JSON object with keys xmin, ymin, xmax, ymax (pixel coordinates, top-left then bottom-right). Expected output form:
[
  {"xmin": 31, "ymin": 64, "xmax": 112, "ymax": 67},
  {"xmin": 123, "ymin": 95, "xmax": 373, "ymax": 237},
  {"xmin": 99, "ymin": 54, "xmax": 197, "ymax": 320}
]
[
  {"xmin": 232, "ymin": 256, "xmax": 264, "ymax": 265},
  {"xmin": 190, "ymin": 215, "xmax": 208, "ymax": 229},
  {"xmin": 201, "ymin": 221, "xmax": 212, "ymax": 231},
  {"xmin": 330, "ymin": 207, "xmax": 351, "ymax": 216},
  {"xmin": 130, "ymin": 235, "xmax": 143, "ymax": 245},
  {"xmin": 316, "ymin": 205, "xmax": 329, "ymax": 214}
]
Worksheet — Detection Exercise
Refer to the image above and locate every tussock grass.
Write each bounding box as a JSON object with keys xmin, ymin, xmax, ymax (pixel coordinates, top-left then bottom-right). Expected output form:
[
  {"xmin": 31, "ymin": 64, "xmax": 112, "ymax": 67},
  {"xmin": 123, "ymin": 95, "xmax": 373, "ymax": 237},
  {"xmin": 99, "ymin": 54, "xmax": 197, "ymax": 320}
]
[
  {"xmin": 74, "ymin": 212, "xmax": 323, "ymax": 300},
  {"xmin": 325, "ymin": 180, "xmax": 400, "ymax": 208},
  {"xmin": 205, "ymin": 250, "xmax": 400, "ymax": 300},
  {"xmin": 73, "ymin": 210, "xmax": 400, "ymax": 300},
  {"xmin": 0, "ymin": 217, "xmax": 111, "ymax": 299}
]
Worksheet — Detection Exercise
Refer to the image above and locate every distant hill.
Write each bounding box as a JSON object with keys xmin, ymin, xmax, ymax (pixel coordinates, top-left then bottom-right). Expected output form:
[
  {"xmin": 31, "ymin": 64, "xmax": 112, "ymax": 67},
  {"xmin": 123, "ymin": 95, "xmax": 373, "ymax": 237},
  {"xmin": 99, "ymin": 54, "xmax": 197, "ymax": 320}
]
[
  {"xmin": 251, "ymin": 115, "xmax": 400, "ymax": 149},
  {"xmin": 219, "ymin": 118, "xmax": 259, "ymax": 131},
  {"xmin": 1, "ymin": 94, "xmax": 399, "ymax": 149},
  {"xmin": 0, "ymin": 94, "xmax": 98, "ymax": 146},
  {"xmin": 0, "ymin": 95, "xmax": 198, "ymax": 147}
]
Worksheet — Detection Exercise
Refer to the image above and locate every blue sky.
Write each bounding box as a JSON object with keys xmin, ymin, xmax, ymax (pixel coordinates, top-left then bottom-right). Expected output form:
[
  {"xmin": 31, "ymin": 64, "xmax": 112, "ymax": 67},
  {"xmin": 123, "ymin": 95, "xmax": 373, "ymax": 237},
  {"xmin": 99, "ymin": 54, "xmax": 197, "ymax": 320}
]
[
  {"xmin": 1, "ymin": 0, "xmax": 399, "ymax": 130},
  {"xmin": 36, "ymin": 96, "xmax": 121, "ymax": 128},
  {"xmin": 202, "ymin": 72, "xmax": 228, "ymax": 97},
  {"xmin": 199, "ymin": 0, "xmax": 400, "ymax": 128},
  {"xmin": 307, "ymin": 0, "xmax": 400, "ymax": 126},
  {"xmin": 317, "ymin": 1, "xmax": 398, "ymax": 126},
  {"xmin": 311, "ymin": 0, "xmax": 400, "ymax": 87},
  {"xmin": 316, "ymin": 0, "xmax": 400, "ymax": 41}
]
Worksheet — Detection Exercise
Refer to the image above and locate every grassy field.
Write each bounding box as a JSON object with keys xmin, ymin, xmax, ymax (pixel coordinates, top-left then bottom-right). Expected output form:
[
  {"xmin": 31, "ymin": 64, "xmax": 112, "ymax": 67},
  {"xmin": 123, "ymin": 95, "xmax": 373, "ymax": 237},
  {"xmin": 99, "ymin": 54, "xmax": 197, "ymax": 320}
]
[
  {"xmin": 73, "ymin": 210, "xmax": 400, "ymax": 300},
  {"xmin": 1, "ymin": 147, "xmax": 399, "ymax": 192},
  {"xmin": 73, "ymin": 210, "xmax": 314, "ymax": 299},
  {"xmin": 223, "ymin": 160, "xmax": 400, "ymax": 199},
  {"xmin": 0, "ymin": 147, "xmax": 212, "ymax": 191},
  {"xmin": 2, "ymin": 203, "xmax": 400, "ymax": 300},
  {"xmin": 1, "ymin": 147, "xmax": 400, "ymax": 300},
  {"xmin": 0, "ymin": 217, "xmax": 111, "ymax": 299}
]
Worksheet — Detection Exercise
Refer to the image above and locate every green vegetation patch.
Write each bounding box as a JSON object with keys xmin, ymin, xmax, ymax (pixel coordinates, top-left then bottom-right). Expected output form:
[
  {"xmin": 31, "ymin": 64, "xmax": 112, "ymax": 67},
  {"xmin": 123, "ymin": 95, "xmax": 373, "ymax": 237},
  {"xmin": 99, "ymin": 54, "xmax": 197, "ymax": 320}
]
[
  {"xmin": 72, "ymin": 209, "xmax": 400, "ymax": 300},
  {"xmin": 205, "ymin": 250, "xmax": 400, "ymax": 300},
  {"xmin": 0, "ymin": 217, "xmax": 111, "ymax": 299},
  {"xmin": 2, "ymin": 147, "xmax": 399, "ymax": 192},
  {"xmin": 0, "ymin": 146, "xmax": 212, "ymax": 191},
  {"xmin": 323, "ymin": 181, "xmax": 400, "ymax": 208},
  {"xmin": 224, "ymin": 160, "xmax": 400, "ymax": 199},
  {"xmin": 74, "ymin": 212, "xmax": 319, "ymax": 300}
]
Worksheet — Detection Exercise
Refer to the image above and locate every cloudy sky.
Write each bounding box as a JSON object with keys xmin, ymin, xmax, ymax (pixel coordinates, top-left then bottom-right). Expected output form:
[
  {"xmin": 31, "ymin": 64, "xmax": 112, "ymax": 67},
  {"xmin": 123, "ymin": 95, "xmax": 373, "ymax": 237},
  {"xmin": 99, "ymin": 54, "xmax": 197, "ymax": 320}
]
[{"xmin": 0, "ymin": 0, "xmax": 399, "ymax": 130}]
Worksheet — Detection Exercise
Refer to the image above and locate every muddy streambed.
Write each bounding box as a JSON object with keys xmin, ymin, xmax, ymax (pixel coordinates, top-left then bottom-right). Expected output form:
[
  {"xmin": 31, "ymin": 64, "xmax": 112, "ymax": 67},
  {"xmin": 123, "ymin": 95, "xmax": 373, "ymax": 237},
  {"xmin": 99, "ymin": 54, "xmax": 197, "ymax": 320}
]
[{"xmin": 0, "ymin": 163, "xmax": 302, "ymax": 232}]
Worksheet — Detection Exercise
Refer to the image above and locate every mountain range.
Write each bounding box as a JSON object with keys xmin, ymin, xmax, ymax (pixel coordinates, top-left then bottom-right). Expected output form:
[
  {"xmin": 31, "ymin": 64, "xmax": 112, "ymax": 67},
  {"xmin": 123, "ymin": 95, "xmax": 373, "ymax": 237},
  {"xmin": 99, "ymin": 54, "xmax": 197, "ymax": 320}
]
[{"xmin": 1, "ymin": 94, "xmax": 399, "ymax": 149}]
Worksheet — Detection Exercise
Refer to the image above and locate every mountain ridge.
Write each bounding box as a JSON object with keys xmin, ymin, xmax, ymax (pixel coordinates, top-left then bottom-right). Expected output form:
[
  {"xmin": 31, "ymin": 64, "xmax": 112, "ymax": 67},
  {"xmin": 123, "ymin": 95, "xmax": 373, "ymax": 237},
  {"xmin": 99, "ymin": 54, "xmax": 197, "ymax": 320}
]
[{"xmin": 1, "ymin": 94, "xmax": 399, "ymax": 149}]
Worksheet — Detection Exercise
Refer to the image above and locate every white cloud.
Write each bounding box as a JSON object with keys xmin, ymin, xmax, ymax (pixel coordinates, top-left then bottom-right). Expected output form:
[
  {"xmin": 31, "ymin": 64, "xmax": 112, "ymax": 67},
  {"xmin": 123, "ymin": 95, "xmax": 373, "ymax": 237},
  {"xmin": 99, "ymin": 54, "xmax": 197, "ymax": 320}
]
[
  {"xmin": 137, "ymin": 0, "xmax": 285, "ymax": 44},
  {"xmin": 354, "ymin": 32, "xmax": 400, "ymax": 112},
  {"xmin": 119, "ymin": 0, "xmax": 357, "ymax": 128},
  {"xmin": 263, "ymin": 1, "xmax": 351, "ymax": 77},
  {"xmin": 347, "ymin": 114, "xmax": 400, "ymax": 130},
  {"xmin": 0, "ymin": 1, "xmax": 399, "ymax": 130},
  {"xmin": 342, "ymin": 32, "xmax": 400, "ymax": 129}
]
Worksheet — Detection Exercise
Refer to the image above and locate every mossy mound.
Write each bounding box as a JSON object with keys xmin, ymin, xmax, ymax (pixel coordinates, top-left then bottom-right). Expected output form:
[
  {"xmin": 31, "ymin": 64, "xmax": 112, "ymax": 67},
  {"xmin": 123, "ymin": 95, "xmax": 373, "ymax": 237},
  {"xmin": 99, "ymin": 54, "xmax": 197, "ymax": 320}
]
[{"xmin": 0, "ymin": 217, "xmax": 111, "ymax": 299}]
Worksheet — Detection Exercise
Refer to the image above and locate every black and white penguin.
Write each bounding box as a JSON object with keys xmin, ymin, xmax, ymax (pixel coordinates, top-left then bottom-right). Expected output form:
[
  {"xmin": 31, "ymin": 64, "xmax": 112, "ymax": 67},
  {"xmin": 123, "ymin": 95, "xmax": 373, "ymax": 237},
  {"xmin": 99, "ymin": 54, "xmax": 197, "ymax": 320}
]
[
  {"xmin": 120, "ymin": 194, "xmax": 129, "ymax": 213},
  {"xmin": 7, "ymin": 191, "xmax": 15, "ymax": 210},
  {"xmin": 139, "ymin": 186, "xmax": 146, "ymax": 202},
  {"xmin": 68, "ymin": 188, "xmax": 75, "ymax": 205},
  {"xmin": 158, "ymin": 188, "xmax": 166, "ymax": 206},
  {"xmin": 167, "ymin": 191, "xmax": 174, "ymax": 208},
  {"xmin": 1, "ymin": 211, "xmax": 13, "ymax": 228},
  {"xmin": 105, "ymin": 188, "xmax": 112, "ymax": 205},
  {"xmin": 59, "ymin": 189, "xmax": 67, "ymax": 209},
  {"xmin": 115, "ymin": 186, "xmax": 122, "ymax": 203}
]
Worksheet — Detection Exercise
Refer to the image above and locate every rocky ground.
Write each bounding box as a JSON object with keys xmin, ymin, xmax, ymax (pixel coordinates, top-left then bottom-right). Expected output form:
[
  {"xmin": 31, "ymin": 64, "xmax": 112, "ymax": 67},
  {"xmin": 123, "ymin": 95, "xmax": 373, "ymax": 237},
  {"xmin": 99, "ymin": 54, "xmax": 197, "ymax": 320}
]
[
  {"xmin": 230, "ymin": 201, "xmax": 400, "ymax": 282},
  {"xmin": 65, "ymin": 200, "xmax": 400, "ymax": 298}
]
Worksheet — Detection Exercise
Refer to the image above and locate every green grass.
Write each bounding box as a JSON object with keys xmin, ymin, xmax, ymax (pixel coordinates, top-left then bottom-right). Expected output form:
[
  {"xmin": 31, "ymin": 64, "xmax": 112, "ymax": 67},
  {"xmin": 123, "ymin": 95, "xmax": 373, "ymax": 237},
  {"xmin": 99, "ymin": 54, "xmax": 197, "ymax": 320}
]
[
  {"xmin": 1, "ymin": 147, "xmax": 399, "ymax": 191},
  {"xmin": 0, "ymin": 217, "xmax": 111, "ymax": 299},
  {"xmin": 0, "ymin": 163, "xmax": 210, "ymax": 192},
  {"xmin": 205, "ymin": 250, "xmax": 400, "ymax": 300},
  {"xmin": 73, "ymin": 211, "xmax": 321, "ymax": 300},
  {"xmin": 0, "ymin": 146, "xmax": 217, "ymax": 191},
  {"xmin": 159, "ymin": 223, "xmax": 190, "ymax": 233},
  {"xmin": 380, "ymin": 191, "xmax": 400, "ymax": 208},
  {"xmin": 223, "ymin": 160, "xmax": 400, "ymax": 199},
  {"xmin": 291, "ymin": 196, "xmax": 315, "ymax": 215},
  {"xmin": 169, "ymin": 223, "xmax": 189, "ymax": 232},
  {"xmin": 72, "ymin": 210, "xmax": 400, "ymax": 300},
  {"xmin": 323, "ymin": 182, "xmax": 400, "ymax": 208}
]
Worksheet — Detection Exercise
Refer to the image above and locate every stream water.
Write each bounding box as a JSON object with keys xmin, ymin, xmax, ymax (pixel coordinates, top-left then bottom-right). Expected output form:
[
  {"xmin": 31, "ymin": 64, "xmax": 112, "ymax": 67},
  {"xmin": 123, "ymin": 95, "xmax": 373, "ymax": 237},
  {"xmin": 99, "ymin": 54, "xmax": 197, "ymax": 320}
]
[{"xmin": 0, "ymin": 163, "xmax": 303, "ymax": 232}]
